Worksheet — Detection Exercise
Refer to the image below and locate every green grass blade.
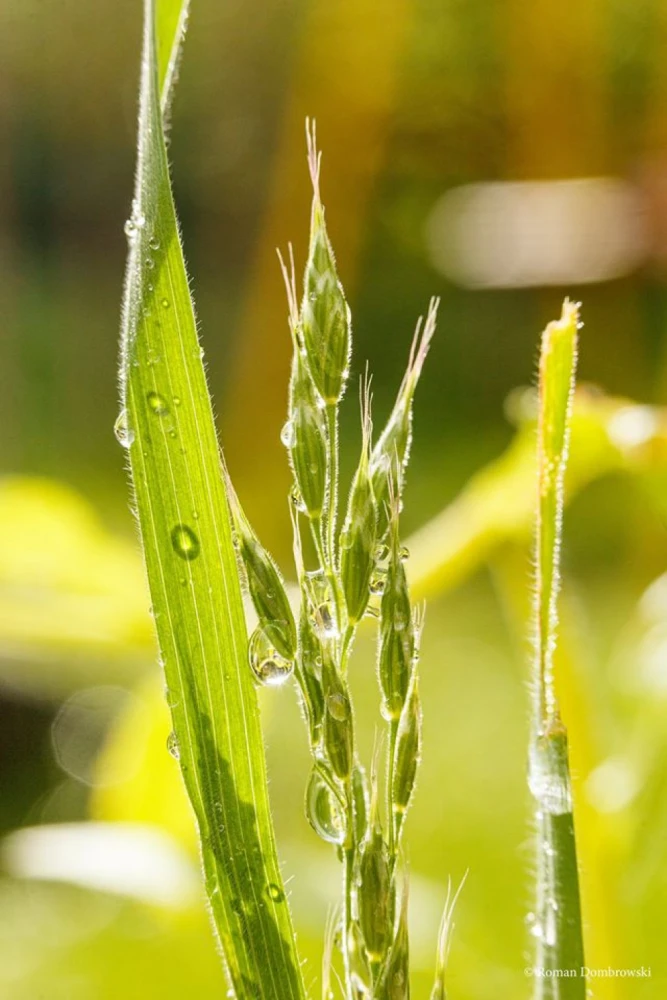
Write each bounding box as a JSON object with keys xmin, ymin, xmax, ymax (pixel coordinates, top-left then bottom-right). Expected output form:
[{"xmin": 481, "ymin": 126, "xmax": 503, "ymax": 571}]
[
  {"xmin": 118, "ymin": 3, "xmax": 306, "ymax": 997},
  {"xmin": 529, "ymin": 301, "xmax": 585, "ymax": 997}
]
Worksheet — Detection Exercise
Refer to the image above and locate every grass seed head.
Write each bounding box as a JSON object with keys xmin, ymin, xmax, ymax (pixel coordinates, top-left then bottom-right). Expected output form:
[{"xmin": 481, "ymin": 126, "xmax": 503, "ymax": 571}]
[
  {"xmin": 351, "ymin": 761, "xmax": 370, "ymax": 845},
  {"xmin": 300, "ymin": 120, "xmax": 351, "ymax": 406},
  {"xmin": 340, "ymin": 371, "xmax": 378, "ymax": 625},
  {"xmin": 371, "ymin": 298, "xmax": 439, "ymax": 536},
  {"xmin": 279, "ymin": 246, "xmax": 329, "ymax": 520},
  {"xmin": 392, "ymin": 662, "xmax": 422, "ymax": 821},
  {"xmin": 322, "ymin": 655, "xmax": 354, "ymax": 780},
  {"xmin": 378, "ymin": 503, "xmax": 414, "ymax": 720},
  {"xmin": 375, "ymin": 874, "xmax": 410, "ymax": 1000},
  {"xmin": 228, "ymin": 485, "xmax": 297, "ymax": 661},
  {"xmin": 297, "ymin": 605, "xmax": 325, "ymax": 744},
  {"xmin": 358, "ymin": 816, "xmax": 393, "ymax": 962}
]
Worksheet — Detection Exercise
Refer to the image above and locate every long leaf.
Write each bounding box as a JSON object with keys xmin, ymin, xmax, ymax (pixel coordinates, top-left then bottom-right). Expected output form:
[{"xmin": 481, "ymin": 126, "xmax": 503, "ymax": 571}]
[
  {"xmin": 119, "ymin": 2, "xmax": 306, "ymax": 997},
  {"xmin": 529, "ymin": 301, "xmax": 585, "ymax": 998}
]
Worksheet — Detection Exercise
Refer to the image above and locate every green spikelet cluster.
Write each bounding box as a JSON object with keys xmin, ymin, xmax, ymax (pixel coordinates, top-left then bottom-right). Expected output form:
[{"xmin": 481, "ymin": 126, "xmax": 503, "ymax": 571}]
[{"xmin": 226, "ymin": 123, "xmax": 465, "ymax": 999}]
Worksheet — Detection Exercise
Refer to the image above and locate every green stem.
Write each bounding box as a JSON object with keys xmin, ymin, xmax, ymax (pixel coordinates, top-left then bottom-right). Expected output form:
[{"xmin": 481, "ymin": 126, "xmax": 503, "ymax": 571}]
[
  {"xmin": 326, "ymin": 402, "xmax": 339, "ymax": 564},
  {"xmin": 342, "ymin": 782, "xmax": 356, "ymax": 997},
  {"xmin": 387, "ymin": 718, "xmax": 399, "ymax": 861}
]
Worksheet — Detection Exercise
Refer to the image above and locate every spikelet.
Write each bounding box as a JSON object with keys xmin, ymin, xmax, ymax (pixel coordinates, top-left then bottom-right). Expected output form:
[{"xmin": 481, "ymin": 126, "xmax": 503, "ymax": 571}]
[
  {"xmin": 391, "ymin": 640, "xmax": 423, "ymax": 836},
  {"xmin": 300, "ymin": 120, "xmax": 351, "ymax": 406},
  {"xmin": 279, "ymin": 245, "xmax": 329, "ymax": 521},
  {"xmin": 371, "ymin": 298, "xmax": 439, "ymax": 537},
  {"xmin": 375, "ymin": 874, "xmax": 410, "ymax": 999},
  {"xmin": 226, "ymin": 479, "xmax": 297, "ymax": 662},
  {"xmin": 322, "ymin": 652, "xmax": 354, "ymax": 780},
  {"xmin": 340, "ymin": 370, "xmax": 378, "ymax": 625},
  {"xmin": 378, "ymin": 493, "xmax": 414, "ymax": 721},
  {"xmin": 358, "ymin": 764, "xmax": 394, "ymax": 963}
]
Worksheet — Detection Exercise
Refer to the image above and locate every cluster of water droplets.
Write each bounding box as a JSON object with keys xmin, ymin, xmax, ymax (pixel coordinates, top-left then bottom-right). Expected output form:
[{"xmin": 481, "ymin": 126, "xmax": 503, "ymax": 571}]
[{"xmin": 124, "ymin": 198, "xmax": 146, "ymax": 244}]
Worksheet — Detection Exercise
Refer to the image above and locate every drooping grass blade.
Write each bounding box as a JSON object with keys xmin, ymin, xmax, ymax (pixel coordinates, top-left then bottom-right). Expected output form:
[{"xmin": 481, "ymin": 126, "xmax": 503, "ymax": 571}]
[
  {"xmin": 119, "ymin": 2, "xmax": 306, "ymax": 997},
  {"xmin": 529, "ymin": 301, "xmax": 585, "ymax": 998}
]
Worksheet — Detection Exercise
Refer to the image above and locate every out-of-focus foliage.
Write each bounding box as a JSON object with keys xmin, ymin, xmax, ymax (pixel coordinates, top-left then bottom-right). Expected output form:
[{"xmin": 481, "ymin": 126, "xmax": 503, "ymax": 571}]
[
  {"xmin": 0, "ymin": 477, "xmax": 150, "ymax": 697},
  {"xmin": 2, "ymin": 385, "xmax": 667, "ymax": 997}
]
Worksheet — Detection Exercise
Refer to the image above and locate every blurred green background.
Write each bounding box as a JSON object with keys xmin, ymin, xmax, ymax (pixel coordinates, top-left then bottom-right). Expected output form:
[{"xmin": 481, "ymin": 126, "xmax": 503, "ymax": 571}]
[{"xmin": 1, "ymin": 0, "xmax": 667, "ymax": 997}]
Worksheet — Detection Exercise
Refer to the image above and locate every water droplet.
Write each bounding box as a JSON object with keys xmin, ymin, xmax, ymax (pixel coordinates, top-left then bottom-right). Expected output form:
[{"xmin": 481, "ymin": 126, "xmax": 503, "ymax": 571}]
[
  {"xmin": 289, "ymin": 484, "xmax": 307, "ymax": 513},
  {"xmin": 305, "ymin": 767, "xmax": 345, "ymax": 845},
  {"xmin": 400, "ymin": 545, "xmax": 410, "ymax": 561},
  {"xmin": 147, "ymin": 391, "xmax": 169, "ymax": 416},
  {"xmin": 167, "ymin": 731, "xmax": 180, "ymax": 760},
  {"xmin": 113, "ymin": 409, "xmax": 135, "ymax": 448},
  {"xmin": 394, "ymin": 609, "xmax": 409, "ymax": 631},
  {"xmin": 529, "ymin": 734, "xmax": 572, "ymax": 814},
  {"xmin": 148, "ymin": 236, "xmax": 160, "ymax": 251},
  {"xmin": 145, "ymin": 257, "xmax": 155, "ymax": 270},
  {"xmin": 124, "ymin": 201, "xmax": 146, "ymax": 243},
  {"xmin": 248, "ymin": 624, "xmax": 294, "ymax": 687},
  {"xmin": 171, "ymin": 524, "xmax": 200, "ymax": 561},
  {"xmin": 369, "ymin": 572, "xmax": 385, "ymax": 596},
  {"xmin": 314, "ymin": 603, "xmax": 338, "ymax": 639},
  {"xmin": 161, "ymin": 297, "xmax": 170, "ymax": 309},
  {"xmin": 327, "ymin": 692, "xmax": 349, "ymax": 722},
  {"xmin": 266, "ymin": 883, "xmax": 285, "ymax": 903},
  {"xmin": 173, "ymin": 396, "xmax": 181, "ymax": 406},
  {"xmin": 280, "ymin": 419, "xmax": 296, "ymax": 449}
]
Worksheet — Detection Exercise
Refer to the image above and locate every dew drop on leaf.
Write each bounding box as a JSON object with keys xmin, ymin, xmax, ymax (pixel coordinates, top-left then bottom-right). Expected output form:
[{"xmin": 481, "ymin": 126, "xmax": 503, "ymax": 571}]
[
  {"xmin": 248, "ymin": 624, "xmax": 293, "ymax": 687},
  {"xmin": 280, "ymin": 419, "xmax": 296, "ymax": 449},
  {"xmin": 147, "ymin": 390, "xmax": 170, "ymax": 416},
  {"xmin": 161, "ymin": 297, "xmax": 170, "ymax": 309},
  {"xmin": 266, "ymin": 883, "xmax": 285, "ymax": 903},
  {"xmin": 305, "ymin": 767, "xmax": 345, "ymax": 845},
  {"xmin": 114, "ymin": 409, "xmax": 135, "ymax": 448},
  {"xmin": 327, "ymin": 692, "xmax": 350, "ymax": 722},
  {"xmin": 167, "ymin": 731, "xmax": 180, "ymax": 760},
  {"xmin": 171, "ymin": 524, "xmax": 200, "ymax": 561}
]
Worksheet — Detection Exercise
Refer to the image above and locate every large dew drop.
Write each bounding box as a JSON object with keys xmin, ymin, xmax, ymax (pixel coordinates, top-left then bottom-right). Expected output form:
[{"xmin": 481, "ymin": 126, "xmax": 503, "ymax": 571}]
[
  {"xmin": 114, "ymin": 409, "xmax": 135, "ymax": 448},
  {"xmin": 305, "ymin": 767, "xmax": 345, "ymax": 845},
  {"xmin": 280, "ymin": 419, "xmax": 296, "ymax": 449},
  {"xmin": 171, "ymin": 524, "xmax": 200, "ymax": 561},
  {"xmin": 248, "ymin": 624, "xmax": 294, "ymax": 687}
]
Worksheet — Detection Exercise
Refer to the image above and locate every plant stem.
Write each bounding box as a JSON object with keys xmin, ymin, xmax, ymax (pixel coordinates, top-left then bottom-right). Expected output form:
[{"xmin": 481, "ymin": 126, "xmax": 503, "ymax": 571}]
[{"xmin": 387, "ymin": 718, "xmax": 399, "ymax": 860}]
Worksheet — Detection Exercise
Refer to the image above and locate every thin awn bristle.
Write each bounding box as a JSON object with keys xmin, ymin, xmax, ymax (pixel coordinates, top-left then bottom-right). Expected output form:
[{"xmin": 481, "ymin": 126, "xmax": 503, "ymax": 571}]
[
  {"xmin": 414, "ymin": 296, "xmax": 440, "ymax": 381},
  {"xmin": 321, "ymin": 904, "xmax": 340, "ymax": 1000},
  {"xmin": 276, "ymin": 245, "xmax": 299, "ymax": 331},
  {"xmin": 436, "ymin": 870, "xmax": 469, "ymax": 970},
  {"xmin": 305, "ymin": 118, "xmax": 322, "ymax": 203},
  {"xmin": 360, "ymin": 363, "xmax": 374, "ymax": 455},
  {"xmin": 399, "ymin": 295, "xmax": 439, "ymax": 398}
]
